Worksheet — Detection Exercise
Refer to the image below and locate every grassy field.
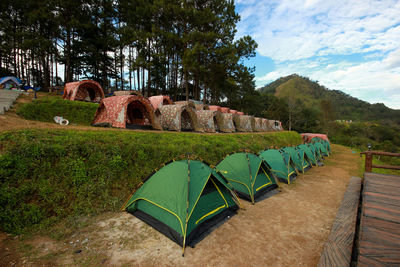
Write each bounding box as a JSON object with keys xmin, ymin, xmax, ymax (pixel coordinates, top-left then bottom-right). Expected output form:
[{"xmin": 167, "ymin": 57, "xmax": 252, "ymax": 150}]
[
  {"xmin": 16, "ymin": 96, "xmax": 99, "ymax": 125},
  {"xmin": 371, "ymin": 157, "xmax": 400, "ymax": 176},
  {"xmin": 0, "ymin": 129, "xmax": 302, "ymax": 235}
]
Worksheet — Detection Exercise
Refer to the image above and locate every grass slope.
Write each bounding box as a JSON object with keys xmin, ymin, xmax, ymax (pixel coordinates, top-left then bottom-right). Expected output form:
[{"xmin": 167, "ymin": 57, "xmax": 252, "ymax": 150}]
[
  {"xmin": 274, "ymin": 77, "xmax": 318, "ymax": 106},
  {"xmin": 16, "ymin": 97, "xmax": 99, "ymax": 125},
  {"xmin": 0, "ymin": 129, "xmax": 302, "ymax": 234}
]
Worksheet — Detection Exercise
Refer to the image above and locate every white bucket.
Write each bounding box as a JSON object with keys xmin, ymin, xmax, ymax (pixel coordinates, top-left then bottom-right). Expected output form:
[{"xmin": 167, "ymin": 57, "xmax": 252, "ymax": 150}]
[{"xmin": 54, "ymin": 116, "xmax": 69, "ymax": 126}]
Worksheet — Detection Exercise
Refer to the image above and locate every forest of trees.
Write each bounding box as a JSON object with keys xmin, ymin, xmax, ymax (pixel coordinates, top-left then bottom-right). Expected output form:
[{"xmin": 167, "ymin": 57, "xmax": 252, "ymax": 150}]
[{"xmin": 0, "ymin": 0, "xmax": 257, "ymax": 103}]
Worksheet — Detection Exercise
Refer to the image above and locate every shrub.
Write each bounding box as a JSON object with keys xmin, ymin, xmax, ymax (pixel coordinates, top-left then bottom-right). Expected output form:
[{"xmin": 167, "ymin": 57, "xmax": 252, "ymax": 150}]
[{"xmin": 16, "ymin": 97, "xmax": 99, "ymax": 125}]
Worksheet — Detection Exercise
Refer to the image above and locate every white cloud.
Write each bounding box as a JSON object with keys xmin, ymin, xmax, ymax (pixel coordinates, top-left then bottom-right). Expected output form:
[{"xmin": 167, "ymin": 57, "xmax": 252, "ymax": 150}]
[
  {"xmin": 237, "ymin": 0, "xmax": 400, "ymax": 61},
  {"xmin": 382, "ymin": 49, "xmax": 400, "ymax": 69},
  {"xmin": 237, "ymin": 0, "xmax": 400, "ymax": 109}
]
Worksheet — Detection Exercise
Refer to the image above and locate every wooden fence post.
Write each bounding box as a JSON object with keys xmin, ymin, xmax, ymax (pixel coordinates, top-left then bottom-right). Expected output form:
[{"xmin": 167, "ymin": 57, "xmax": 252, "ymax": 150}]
[{"xmin": 365, "ymin": 152, "xmax": 372, "ymax": 172}]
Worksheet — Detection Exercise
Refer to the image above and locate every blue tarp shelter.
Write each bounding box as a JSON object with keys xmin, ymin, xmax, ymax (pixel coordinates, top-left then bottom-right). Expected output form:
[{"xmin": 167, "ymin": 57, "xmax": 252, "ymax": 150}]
[{"xmin": 0, "ymin": 76, "xmax": 22, "ymax": 89}]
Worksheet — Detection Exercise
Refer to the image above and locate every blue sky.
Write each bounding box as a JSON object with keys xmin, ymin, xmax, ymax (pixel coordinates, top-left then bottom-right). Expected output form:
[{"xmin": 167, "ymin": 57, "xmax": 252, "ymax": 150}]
[{"xmin": 235, "ymin": 0, "xmax": 400, "ymax": 109}]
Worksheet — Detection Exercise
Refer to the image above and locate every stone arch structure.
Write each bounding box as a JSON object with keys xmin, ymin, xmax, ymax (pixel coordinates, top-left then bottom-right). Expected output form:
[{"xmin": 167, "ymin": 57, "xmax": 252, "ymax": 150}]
[
  {"xmin": 158, "ymin": 104, "xmax": 202, "ymax": 132},
  {"xmin": 92, "ymin": 95, "xmax": 161, "ymax": 129},
  {"xmin": 63, "ymin": 80, "xmax": 105, "ymax": 102}
]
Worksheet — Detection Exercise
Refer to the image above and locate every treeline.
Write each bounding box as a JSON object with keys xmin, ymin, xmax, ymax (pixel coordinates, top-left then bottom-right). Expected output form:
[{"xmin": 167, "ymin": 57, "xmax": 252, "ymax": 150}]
[
  {"xmin": 226, "ymin": 84, "xmax": 333, "ymax": 134},
  {"xmin": 0, "ymin": 0, "xmax": 257, "ymax": 102},
  {"xmin": 329, "ymin": 121, "xmax": 400, "ymax": 153}
]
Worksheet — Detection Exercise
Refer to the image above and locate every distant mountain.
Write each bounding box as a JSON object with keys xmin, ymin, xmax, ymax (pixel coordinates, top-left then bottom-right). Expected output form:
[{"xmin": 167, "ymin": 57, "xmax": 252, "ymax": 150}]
[{"xmin": 259, "ymin": 74, "xmax": 400, "ymax": 124}]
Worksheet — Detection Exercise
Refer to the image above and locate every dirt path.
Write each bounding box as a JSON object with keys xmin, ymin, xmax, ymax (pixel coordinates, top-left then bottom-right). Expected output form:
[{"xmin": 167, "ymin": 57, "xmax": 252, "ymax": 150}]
[{"xmin": 0, "ymin": 144, "xmax": 362, "ymax": 266}]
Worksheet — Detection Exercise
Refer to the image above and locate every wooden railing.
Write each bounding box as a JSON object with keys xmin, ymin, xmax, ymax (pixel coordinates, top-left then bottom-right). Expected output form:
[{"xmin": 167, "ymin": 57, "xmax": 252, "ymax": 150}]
[{"xmin": 360, "ymin": 151, "xmax": 400, "ymax": 172}]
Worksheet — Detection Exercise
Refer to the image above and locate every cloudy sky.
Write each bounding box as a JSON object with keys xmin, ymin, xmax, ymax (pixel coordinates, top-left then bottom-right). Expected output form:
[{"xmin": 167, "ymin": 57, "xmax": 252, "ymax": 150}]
[{"xmin": 235, "ymin": 0, "xmax": 400, "ymax": 109}]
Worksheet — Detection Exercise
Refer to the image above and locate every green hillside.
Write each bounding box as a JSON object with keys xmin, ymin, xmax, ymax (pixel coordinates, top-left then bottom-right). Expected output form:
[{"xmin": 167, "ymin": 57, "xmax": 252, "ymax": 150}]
[
  {"xmin": 260, "ymin": 74, "xmax": 400, "ymax": 124},
  {"xmin": 0, "ymin": 129, "xmax": 301, "ymax": 234}
]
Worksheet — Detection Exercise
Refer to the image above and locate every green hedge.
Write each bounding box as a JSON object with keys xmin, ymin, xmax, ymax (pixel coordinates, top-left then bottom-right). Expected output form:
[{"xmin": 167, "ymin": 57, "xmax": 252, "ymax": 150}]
[
  {"xmin": 16, "ymin": 97, "xmax": 99, "ymax": 125},
  {"xmin": 0, "ymin": 129, "xmax": 302, "ymax": 234}
]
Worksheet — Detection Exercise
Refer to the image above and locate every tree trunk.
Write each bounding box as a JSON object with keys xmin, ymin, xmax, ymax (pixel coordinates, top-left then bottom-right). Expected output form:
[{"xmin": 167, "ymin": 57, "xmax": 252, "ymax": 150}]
[
  {"xmin": 141, "ymin": 67, "xmax": 145, "ymax": 96},
  {"xmin": 184, "ymin": 70, "xmax": 189, "ymax": 101},
  {"xmin": 21, "ymin": 51, "xmax": 25, "ymax": 82},
  {"xmin": 128, "ymin": 46, "xmax": 132, "ymax": 90},
  {"xmin": 65, "ymin": 29, "xmax": 73, "ymax": 82},
  {"xmin": 147, "ymin": 40, "xmax": 151, "ymax": 97},
  {"xmin": 165, "ymin": 52, "xmax": 169, "ymax": 95},
  {"xmin": 40, "ymin": 53, "xmax": 50, "ymax": 91},
  {"xmin": 16, "ymin": 44, "xmax": 20, "ymax": 79},
  {"xmin": 120, "ymin": 47, "xmax": 124, "ymax": 90},
  {"xmin": 50, "ymin": 50, "xmax": 54, "ymax": 87},
  {"xmin": 55, "ymin": 43, "xmax": 58, "ymax": 86},
  {"xmin": 114, "ymin": 51, "xmax": 118, "ymax": 91},
  {"xmin": 102, "ymin": 50, "xmax": 108, "ymax": 93},
  {"xmin": 13, "ymin": 19, "xmax": 17, "ymax": 76}
]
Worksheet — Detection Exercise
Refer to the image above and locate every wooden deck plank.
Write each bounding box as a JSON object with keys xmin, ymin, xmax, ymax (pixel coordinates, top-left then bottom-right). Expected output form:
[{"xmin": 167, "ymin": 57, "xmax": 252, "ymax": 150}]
[
  {"xmin": 364, "ymin": 193, "xmax": 400, "ymax": 207},
  {"xmin": 364, "ymin": 185, "xmax": 400, "ymax": 197},
  {"xmin": 358, "ymin": 172, "xmax": 400, "ymax": 266},
  {"xmin": 364, "ymin": 172, "xmax": 400, "ymax": 179},
  {"xmin": 362, "ymin": 216, "xmax": 400, "ymax": 232},
  {"xmin": 317, "ymin": 176, "xmax": 361, "ymax": 267},
  {"xmin": 363, "ymin": 206, "xmax": 400, "ymax": 224},
  {"xmin": 361, "ymin": 226, "xmax": 400, "ymax": 247},
  {"xmin": 364, "ymin": 181, "xmax": 400, "ymax": 196},
  {"xmin": 366, "ymin": 178, "xmax": 400, "ymax": 187}
]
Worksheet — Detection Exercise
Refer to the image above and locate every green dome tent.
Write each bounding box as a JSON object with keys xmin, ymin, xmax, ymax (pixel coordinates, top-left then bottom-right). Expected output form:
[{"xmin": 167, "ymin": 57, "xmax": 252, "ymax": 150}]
[
  {"xmin": 258, "ymin": 149, "xmax": 297, "ymax": 184},
  {"xmin": 215, "ymin": 152, "xmax": 278, "ymax": 203},
  {"xmin": 295, "ymin": 146, "xmax": 312, "ymax": 172},
  {"xmin": 311, "ymin": 137, "xmax": 330, "ymax": 157},
  {"xmin": 297, "ymin": 144, "xmax": 317, "ymax": 166},
  {"xmin": 122, "ymin": 159, "xmax": 240, "ymax": 254},
  {"xmin": 282, "ymin": 147, "xmax": 305, "ymax": 173},
  {"xmin": 306, "ymin": 143, "xmax": 324, "ymax": 166},
  {"xmin": 323, "ymin": 139, "xmax": 331, "ymax": 153},
  {"xmin": 314, "ymin": 141, "xmax": 329, "ymax": 157}
]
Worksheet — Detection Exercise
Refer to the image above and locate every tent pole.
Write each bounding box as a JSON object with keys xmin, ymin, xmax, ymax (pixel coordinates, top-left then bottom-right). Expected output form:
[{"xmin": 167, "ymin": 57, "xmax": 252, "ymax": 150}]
[
  {"xmin": 245, "ymin": 152, "xmax": 255, "ymax": 204},
  {"xmin": 286, "ymin": 154, "xmax": 291, "ymax": 185},
  {"xmin": 183, "ymin": 157, "xmax": 191, "ymax": 256},
  {"xmin": 182, "ymin": 237, "xmax": 186, "ymax": 257}
]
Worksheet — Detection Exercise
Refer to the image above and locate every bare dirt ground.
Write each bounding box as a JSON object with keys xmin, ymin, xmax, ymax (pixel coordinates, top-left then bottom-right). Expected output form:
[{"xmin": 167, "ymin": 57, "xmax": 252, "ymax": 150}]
[{"xmin": 0, "ymin": 144, "xmax": 362, "ymax": 266}]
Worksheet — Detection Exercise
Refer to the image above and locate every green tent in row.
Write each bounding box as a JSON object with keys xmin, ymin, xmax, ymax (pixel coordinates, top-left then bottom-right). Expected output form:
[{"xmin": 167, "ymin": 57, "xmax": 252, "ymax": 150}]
[
  {"xmin": 321, "ymin": 138, "xmax": 331, "ymax": 153},
  {"xmin": 297, "ymin": 144, "xmax": 317, "ymax": 167},
  {"xmin": 258, "ymin": 149, "xmax": 297, "ymax": 184},
  {"xmin": 296, "ymin": 147, "xmax": 313, "ymax": 172},
  {"xmin": 324, "ymin": 139, "xmax": 331, "ymax": 154},
  {"xmin": 306, "ymin": 143, "xmax": 324, "ymax": 166},
  {"xmin": 282, "ymin": 147, "xmax": 311, "ymax": 174},
  {"xmin": 122, "ymin": 138, "xmax": 332, "ymax": 254},
  {"xmin": 314, "ymin": 141, "xmax": 329, "ymax": 157},
  {"xmin": 122, "ymin": 159, "xmax": 240, "ymax": 254},
  {"xmin": 215, "ymin": 152, "xmax": 278, "ymax": 203},
  {"xmin": 311, "ymin": 137, "xmax": 331, "ymax": 157}
]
